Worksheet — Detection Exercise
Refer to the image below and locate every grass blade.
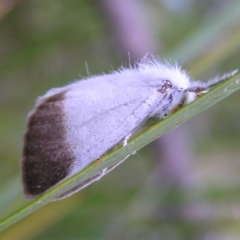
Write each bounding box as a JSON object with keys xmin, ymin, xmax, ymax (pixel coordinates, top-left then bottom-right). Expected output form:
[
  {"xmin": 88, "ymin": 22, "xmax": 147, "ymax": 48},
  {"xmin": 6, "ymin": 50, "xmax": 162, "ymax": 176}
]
[{"xmin": 0, "ymin": 73, "xmax": 239, "ymax": 232}]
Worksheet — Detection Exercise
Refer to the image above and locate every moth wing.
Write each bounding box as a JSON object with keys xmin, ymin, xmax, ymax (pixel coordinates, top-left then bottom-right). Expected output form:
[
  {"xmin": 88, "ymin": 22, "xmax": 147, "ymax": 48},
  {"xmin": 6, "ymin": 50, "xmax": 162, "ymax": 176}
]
[{"xmin": 22, "ymin": 75, "xmax": 163, "ymax": 199}]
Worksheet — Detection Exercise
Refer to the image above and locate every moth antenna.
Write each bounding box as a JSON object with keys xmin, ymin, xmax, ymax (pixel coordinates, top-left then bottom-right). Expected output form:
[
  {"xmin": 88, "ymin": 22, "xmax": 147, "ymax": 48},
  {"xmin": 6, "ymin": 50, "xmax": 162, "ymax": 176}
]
[
  {"xmin": 186, "ymin": 69, "xmax": 238, "ymax": 93},
  {"xmin": 206, "ymin": 69, "xmax": 238, "ymax": 88}
]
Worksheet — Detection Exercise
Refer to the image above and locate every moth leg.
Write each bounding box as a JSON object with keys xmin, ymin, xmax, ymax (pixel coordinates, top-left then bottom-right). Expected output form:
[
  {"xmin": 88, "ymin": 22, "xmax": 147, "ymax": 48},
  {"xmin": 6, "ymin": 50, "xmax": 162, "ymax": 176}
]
[
  {"xmin": 123, "ymin": 133, "xmax": 132, "ymax": 147},
  {"xmin": 206, "ymin": 69, "xmax": 238, "ymax": 87}
]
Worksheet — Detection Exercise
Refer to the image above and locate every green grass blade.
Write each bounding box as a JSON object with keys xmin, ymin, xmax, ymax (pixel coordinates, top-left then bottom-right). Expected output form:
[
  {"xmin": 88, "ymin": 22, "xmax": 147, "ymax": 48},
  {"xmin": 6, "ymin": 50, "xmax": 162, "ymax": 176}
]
[{"xmin": 0, "ymin": 73, "xmax": 239, "ymax": 232}]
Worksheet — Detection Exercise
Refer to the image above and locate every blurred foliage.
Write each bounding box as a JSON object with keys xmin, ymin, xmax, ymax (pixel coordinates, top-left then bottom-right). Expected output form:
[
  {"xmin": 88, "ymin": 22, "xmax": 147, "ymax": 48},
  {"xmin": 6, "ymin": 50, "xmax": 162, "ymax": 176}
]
[{"xmin": 0, "ymin": 0, "xmax": 240, "ymax": 239}]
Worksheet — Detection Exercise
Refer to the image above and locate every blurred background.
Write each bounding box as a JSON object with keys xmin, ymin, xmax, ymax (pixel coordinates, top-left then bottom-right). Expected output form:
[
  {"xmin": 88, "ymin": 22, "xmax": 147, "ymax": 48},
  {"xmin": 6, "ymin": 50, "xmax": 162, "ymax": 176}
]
[{"xmin": 0, "ymin": 0, "xmax": 240, "ymax": 239}]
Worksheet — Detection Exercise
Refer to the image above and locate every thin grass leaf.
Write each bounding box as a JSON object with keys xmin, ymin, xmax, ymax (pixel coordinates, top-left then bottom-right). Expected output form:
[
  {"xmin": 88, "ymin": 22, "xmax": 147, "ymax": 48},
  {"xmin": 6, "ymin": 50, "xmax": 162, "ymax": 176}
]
[{"xmin": 0, "ymin": 73, "xmax": 239, "ymax": 232}]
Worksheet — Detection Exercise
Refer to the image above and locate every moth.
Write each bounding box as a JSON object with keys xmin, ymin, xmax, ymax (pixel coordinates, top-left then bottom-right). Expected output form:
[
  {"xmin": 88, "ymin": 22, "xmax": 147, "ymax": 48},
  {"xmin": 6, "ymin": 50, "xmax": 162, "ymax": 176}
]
[{"xmin": 21, "ymin": 57, "xmax": 237, "ymax": 200}]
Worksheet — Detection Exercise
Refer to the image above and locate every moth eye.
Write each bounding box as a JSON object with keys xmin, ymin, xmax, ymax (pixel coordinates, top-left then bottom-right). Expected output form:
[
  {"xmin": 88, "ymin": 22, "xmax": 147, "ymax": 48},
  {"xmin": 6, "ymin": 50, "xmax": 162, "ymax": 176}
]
[{"xmin": 157, "ymin": 80, "xmax": 173, "ymax": 93}]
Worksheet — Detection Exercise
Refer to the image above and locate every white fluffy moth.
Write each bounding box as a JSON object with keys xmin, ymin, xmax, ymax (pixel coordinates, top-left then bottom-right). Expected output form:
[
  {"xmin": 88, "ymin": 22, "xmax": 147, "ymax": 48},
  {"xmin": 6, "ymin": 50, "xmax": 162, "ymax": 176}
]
[{"xmin": 21, "ymin": 57, "xmax": 237, "ymax": 200}]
